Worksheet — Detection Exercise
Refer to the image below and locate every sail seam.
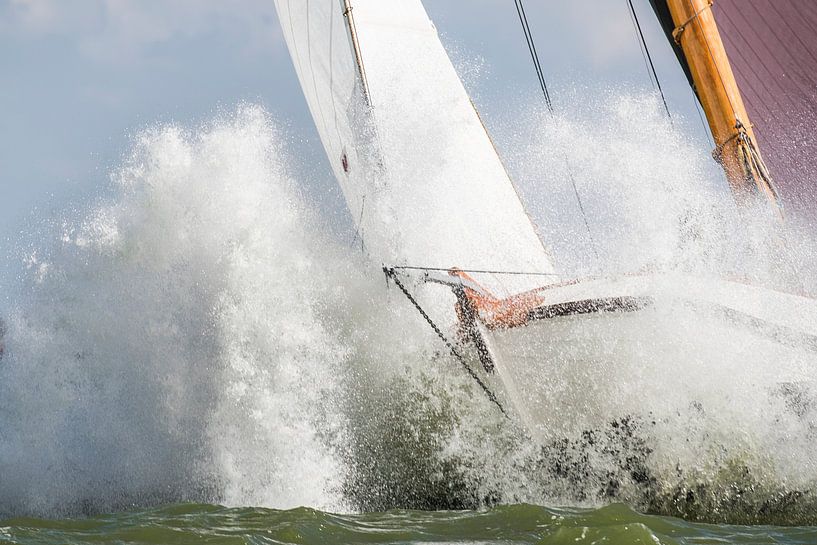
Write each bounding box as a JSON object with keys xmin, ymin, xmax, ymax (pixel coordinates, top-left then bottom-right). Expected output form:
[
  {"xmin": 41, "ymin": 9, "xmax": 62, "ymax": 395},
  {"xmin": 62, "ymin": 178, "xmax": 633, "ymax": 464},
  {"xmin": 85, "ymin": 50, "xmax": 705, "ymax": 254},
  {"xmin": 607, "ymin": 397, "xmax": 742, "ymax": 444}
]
[
  {"xmin": 328, "ymin": 1, "xmax": 344, "ymax": 147},
  {"xmin": 719, "ymin": 6, "xmax": 794, "ymax": 116},
  {"xmin": 286, "ymin": 0, "xmax": 308, "ymax": 112},
  {"xmin": 743, "ymin": 2, "xmax": 817, "ymax": 110},
  {"xmin": 306, "ymin": 0, "xmax": 334, "ymax": 159}
]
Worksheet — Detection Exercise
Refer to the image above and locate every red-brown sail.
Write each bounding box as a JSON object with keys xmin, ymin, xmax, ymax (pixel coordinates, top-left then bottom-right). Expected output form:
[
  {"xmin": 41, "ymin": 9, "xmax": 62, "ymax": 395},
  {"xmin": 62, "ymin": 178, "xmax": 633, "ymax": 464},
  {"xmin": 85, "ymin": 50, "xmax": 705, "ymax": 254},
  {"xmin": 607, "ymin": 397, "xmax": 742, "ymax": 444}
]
[
  {"xmin": 650, "ymin": 0, "xmax": 817, "ymax": 218},
  {"xmin": 712, "ymin": 0, "xmax": 817, "ymax": 217}
]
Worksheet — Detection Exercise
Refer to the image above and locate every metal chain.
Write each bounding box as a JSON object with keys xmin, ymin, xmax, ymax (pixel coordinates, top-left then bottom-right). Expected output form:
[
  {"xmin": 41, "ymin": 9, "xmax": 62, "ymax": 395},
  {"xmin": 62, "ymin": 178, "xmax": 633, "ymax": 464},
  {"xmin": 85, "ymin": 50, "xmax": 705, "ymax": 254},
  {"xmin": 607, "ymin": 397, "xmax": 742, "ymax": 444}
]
[{"xmin": 383, "ymin": 267, "xmax": 508, "ymax": 417}]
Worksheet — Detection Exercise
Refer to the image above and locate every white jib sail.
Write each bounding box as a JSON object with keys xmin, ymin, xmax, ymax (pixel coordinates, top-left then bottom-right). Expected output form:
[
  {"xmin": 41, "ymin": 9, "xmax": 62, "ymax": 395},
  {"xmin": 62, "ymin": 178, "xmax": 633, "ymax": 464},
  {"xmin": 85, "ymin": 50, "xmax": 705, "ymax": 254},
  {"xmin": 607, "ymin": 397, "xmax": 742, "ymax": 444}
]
[{"xmin": 274, "ymin": 0, "xmax": 558, "ymax": 289}]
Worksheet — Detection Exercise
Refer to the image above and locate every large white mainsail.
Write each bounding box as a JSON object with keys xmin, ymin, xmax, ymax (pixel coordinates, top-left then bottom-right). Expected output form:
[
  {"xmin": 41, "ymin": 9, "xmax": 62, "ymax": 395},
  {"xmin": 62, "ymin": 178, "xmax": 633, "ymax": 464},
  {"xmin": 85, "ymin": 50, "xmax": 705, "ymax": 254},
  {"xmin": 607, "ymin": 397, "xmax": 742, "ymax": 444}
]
[{"xmin": 274, "ymin": 0, "xmax": 557, "ymax": 285}]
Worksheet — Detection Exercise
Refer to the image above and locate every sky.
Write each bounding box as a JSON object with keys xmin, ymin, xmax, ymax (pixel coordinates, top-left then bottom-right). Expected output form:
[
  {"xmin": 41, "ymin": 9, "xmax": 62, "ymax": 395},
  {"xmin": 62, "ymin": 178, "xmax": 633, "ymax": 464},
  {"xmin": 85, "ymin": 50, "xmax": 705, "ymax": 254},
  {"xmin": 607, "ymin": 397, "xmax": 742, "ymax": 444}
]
[{"xmin": 0, "ymin": 0, "xmax": 712, "ymax": 284}]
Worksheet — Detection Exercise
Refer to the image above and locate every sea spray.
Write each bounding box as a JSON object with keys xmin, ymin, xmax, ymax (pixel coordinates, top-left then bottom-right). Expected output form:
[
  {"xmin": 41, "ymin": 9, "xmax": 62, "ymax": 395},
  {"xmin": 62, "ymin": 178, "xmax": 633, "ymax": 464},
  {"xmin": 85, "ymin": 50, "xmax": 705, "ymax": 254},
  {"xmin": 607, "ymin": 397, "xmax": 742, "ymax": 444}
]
[
  {"xmin": 0, "ymin": 103, "xmax": 489, "ymax": 518},
  {"xmin": 1, "ymin": 99, "xmax": 817, "ymax": 524},
  {"xmin": 501, "ymin": 88, "xmax": 817, "ymax": 289},
  {"xmin": 432, "ymin": 89, "xmax": 817, "ymax": 522},
  {"xmin": 0, "ymin": 106, "xmax": 358, "ymax": 515}
]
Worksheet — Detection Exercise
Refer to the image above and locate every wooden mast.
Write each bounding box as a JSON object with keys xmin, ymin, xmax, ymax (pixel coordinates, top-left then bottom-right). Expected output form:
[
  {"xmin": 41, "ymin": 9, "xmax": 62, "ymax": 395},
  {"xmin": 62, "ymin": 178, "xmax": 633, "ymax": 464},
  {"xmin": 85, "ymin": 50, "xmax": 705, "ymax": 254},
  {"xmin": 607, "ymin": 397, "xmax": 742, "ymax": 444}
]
[{"xmin": 664, "ymin": 0, "xmax": 781, "ymax": 217}]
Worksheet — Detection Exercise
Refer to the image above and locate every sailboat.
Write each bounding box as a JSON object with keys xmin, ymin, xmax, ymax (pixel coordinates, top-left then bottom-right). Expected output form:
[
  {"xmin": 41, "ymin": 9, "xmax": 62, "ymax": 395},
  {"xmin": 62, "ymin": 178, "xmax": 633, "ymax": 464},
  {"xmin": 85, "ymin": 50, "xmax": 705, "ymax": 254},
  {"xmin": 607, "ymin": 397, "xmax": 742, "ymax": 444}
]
[{"xmin": 273, "ymin": 0, "xmax": 817, "ymax": 435}]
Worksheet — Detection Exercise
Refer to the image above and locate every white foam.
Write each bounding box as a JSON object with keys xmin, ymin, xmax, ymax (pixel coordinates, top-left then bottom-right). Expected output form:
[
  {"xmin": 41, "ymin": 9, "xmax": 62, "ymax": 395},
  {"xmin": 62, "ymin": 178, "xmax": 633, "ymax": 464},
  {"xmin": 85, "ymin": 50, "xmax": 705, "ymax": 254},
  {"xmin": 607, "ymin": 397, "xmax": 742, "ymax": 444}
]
[
  {"xmin": 1, "ymin": 95, "xmax": 816, "ymax": 519},
  {"xmin": 0, "ymin": 106, "xmax": 365, "ymax": 515}
]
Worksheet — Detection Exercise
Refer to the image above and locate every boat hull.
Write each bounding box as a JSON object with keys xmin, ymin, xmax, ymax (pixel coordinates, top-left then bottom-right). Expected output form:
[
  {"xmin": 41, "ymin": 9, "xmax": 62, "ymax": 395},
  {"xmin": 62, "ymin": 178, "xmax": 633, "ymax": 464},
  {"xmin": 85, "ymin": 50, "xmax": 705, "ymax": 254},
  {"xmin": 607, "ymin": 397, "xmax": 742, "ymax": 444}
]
[{"xmin": 472, "ymin": 274, "xmax": 817, "ymax": 440}]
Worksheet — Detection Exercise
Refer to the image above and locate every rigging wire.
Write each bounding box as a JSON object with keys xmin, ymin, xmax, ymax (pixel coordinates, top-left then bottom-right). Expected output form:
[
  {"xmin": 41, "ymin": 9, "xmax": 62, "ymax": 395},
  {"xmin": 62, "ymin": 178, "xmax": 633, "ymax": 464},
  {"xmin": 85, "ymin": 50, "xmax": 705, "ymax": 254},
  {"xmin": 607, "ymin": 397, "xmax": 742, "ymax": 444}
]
[
  {"xmin": 383, "ymin": 267, "xmax": 509, "ymax": 418},
  {"xmin": 692, "ymin": 91, "xmax": 716, "ymax": 148},
  {"xmin": 349, "ymin": 196, "xmax": 367, "ymax": 253},
  {"xmin": 625, "ymin": 0, "xmax": 672, "ymax": 120},
  {"xmin": 514, "ymin": 0, "xmax": 552, "ymax": 111},
  {"xmin": 628, "ymin": 2, "xmax": 656, "ymax": 85},
  {"xmin": 512, "ymin": 0, "xmax": 600, "ymax": 266},
  {"xmin": 564, "ymin": 168, "xmax": 600, "ymax": 265},
  {"xmin": 391, "ymin": 265, "xmax": 558, "ymax": 277}
]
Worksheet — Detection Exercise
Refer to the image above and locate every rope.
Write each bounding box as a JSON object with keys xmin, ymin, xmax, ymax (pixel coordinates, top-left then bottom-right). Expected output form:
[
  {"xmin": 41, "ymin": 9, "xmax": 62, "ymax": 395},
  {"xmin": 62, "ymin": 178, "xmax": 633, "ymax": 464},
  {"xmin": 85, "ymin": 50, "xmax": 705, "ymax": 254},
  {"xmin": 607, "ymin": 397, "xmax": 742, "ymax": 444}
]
[
  {"xmin": 382, "ymin": 267, "xmax": 509, "ymax": 417},
  {"xmin": 626, "ymin": 0, "xmax": 672, "ymax": 120},
  {"xmin": 737, "ymin": 125, "xmax": 780, "ymax": 203},
  {"xmin": 712, "ymin": 120, "xmax": 781, "ymax": 206},
  {"xmin": 673, "ymin": 1, "xmax": 712, "ymax": 45}
]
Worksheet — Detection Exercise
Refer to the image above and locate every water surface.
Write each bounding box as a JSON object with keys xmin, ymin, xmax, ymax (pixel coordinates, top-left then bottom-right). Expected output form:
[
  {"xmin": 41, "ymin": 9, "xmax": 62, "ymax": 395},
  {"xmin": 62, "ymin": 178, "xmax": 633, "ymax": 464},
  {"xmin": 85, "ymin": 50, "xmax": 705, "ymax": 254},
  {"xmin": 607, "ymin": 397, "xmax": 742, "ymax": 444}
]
[{"xmin": 3, "ymin": 503, "xmax": 816, "ymax": 545}]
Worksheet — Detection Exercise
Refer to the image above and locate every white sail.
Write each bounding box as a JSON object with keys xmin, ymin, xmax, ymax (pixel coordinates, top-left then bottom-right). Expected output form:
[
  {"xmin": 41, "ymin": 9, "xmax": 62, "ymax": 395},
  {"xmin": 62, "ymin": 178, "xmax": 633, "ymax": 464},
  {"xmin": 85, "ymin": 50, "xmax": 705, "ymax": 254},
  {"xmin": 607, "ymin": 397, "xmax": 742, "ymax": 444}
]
[{"xmin": 274, "ymin": 0, "xmax": 557, "ymax": 285}]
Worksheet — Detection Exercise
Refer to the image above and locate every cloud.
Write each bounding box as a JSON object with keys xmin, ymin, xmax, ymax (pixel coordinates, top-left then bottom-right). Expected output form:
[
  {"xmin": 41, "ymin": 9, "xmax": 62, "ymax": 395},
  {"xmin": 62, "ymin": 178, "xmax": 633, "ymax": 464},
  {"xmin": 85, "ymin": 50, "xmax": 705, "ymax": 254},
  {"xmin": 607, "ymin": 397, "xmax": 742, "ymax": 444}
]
[
  {"xmin": 7, "ymin": 0, "xmax": 58, "ymax": 30},
  {"xmin": 4, "ymin": 0, "xmax": 101, "ymax": 34},
  {"xmin": 515, "ymin": 0, "xmax": 639, "ymax": 69},
  {"xmin": 3, "ymin": 0, "xmax": 284, "ymax": 64}
]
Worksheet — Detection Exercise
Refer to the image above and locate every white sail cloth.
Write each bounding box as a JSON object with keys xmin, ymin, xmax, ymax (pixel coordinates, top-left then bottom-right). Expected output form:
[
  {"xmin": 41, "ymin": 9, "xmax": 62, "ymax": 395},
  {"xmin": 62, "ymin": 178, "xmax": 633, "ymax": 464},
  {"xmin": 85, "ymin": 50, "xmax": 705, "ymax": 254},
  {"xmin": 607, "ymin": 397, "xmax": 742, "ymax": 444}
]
[{"xmin": 274, "ymin": 0, "xmax": 558, "ymax": 288}]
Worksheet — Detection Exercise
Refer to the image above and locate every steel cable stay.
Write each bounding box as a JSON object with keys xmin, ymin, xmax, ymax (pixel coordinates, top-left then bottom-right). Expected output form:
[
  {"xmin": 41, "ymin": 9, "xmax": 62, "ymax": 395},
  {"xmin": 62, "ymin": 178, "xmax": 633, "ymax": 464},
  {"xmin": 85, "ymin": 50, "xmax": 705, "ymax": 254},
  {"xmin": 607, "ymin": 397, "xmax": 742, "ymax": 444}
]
[
  {"xmin": 625, "ymin": 0, "xmax": 673, "ymax": 120},
  {"xmin": 512, "ymin": 0, "xmax": 600, "ymax": 266},
  {"xmin": 514, "ymin": 0, "xmax": 552, "ymax": 111},
  {"xmin": 391, "ymin": 265, "xmax": 558, "ymax": 277}
]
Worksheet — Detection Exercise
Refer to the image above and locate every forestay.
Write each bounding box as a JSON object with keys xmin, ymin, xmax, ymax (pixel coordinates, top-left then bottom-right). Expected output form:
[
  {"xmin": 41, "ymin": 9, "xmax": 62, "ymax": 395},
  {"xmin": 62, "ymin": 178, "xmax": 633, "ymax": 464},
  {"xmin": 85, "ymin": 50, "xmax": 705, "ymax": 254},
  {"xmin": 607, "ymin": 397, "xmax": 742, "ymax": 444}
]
[{"xmin": 274, "ymin": 0, "xmax": 558, "ymax": 288}]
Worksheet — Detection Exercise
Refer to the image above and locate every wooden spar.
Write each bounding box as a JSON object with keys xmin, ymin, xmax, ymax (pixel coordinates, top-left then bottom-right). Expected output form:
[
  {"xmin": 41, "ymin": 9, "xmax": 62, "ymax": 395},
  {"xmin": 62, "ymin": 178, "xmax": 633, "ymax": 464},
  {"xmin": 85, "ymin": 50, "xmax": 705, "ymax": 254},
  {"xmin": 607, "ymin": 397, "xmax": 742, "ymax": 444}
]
[
  {"xmin": 664, "ymin": 0, "xmax": 782, "ymax": 217},
  {"xmin": 342, "ymin": 0, "xmax": 372, "ymax": 106}
]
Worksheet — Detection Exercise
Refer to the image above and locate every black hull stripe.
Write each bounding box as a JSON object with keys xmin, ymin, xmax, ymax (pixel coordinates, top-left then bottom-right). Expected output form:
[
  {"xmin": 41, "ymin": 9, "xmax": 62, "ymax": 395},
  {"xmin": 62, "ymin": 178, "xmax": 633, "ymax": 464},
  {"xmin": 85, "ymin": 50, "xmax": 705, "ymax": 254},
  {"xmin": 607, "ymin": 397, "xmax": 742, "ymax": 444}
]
[{"xmin": 523, "ymin": 296, "xmax": 817, "ymax": 355}]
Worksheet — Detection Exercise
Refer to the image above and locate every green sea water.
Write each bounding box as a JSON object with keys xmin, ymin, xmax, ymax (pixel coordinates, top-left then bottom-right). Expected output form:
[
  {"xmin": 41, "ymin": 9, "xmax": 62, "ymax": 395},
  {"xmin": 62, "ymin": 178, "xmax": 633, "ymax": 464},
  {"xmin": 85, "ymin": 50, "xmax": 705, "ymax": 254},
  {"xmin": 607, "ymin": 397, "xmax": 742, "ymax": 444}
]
[{"xmin": 2, "ymin": 504, "xmax": 816, "ymax": 545}]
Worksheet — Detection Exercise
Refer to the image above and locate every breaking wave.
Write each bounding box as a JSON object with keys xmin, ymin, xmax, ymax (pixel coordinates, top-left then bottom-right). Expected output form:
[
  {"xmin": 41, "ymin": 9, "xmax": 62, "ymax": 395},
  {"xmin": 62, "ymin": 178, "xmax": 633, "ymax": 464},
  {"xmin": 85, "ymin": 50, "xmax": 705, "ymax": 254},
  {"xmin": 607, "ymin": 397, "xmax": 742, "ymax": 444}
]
[
  {"xmin": 1, "ymin": 106, "xmax": 360, "ymax": 514},
  {"xmin": 1, "ymin": 99, "xmax": 816, "ymax": 524}
]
